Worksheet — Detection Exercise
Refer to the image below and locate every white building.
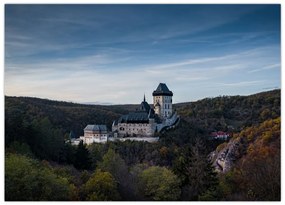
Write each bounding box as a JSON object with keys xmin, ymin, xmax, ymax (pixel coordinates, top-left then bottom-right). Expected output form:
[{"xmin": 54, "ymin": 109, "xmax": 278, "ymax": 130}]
[{"xmin": 80, "ymin": 124, "xmax": 108, "ymax": 144}]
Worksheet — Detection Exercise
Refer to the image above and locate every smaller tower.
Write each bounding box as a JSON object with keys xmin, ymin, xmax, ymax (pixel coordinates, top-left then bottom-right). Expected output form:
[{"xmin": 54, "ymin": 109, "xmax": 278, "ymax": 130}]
[{"xmin": 152, "ymin": 83, "xmax": 173, "ymax": 119}]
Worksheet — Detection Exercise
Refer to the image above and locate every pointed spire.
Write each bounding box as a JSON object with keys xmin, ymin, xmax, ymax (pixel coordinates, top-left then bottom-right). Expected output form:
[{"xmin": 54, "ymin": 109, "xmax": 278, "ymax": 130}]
[{"xmin": 144, "ymin": 93, "xmax": 146, "ymax": 102}]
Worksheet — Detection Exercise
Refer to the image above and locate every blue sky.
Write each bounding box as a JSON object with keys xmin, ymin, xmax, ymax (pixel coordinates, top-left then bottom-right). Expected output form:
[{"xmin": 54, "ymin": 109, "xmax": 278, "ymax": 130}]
[{"xmin": 5, "ymin": 4, "xmax": 281, "ymax": 104}]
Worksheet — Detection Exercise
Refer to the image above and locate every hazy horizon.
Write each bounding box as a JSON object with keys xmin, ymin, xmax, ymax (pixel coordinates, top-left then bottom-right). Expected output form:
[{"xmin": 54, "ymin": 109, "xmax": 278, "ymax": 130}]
[
  {"xmin": 5, "ymin": 4, "xmax": 281, "ymax": 104},
  {"xmin": 5, "ymin": 87, "xmax": 280, "ymax": 106}
]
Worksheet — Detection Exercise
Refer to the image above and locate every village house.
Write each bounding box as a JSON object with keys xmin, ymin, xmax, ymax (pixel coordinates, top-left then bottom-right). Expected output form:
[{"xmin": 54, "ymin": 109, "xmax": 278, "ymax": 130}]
[{"xmin": 210, "ymin": 131, "xmax": 230, "ymax": 140}]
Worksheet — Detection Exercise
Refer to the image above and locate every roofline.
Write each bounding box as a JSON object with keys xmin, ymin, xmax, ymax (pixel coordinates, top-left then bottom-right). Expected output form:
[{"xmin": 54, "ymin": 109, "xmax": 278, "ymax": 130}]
[{"xmin": 152, "ymin": 92, "xmax": 173, "ymax": 96}]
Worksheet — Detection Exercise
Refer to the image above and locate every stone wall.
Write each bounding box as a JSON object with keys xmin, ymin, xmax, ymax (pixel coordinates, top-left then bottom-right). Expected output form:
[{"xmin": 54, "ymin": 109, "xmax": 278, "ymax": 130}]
[{"xmin": 116, "ymin": 121, "xmax": 155, "ymax": 137}]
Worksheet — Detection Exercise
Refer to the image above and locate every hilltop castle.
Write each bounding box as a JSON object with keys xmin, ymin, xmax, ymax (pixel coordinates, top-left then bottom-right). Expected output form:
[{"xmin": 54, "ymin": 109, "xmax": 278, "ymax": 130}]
[
  {"xmin": 111, "ymin": 83, "xmax": 179, "ymax": 140},
  {"xmin": 74, "ymin": 83, "xmax": 179, "ymax": 145}
]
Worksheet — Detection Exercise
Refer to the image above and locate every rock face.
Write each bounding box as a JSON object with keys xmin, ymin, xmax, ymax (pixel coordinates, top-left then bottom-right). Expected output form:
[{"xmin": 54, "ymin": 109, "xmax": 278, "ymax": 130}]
[{"xmin": 211, "ymin": 137, "xmax": 245, "ymax": 173}]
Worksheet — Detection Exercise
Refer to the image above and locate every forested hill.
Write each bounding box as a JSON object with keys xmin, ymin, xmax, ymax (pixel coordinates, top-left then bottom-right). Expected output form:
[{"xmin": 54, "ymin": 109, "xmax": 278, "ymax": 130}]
[
  {"xmin": 5, "ymin": 89, "xmax": 281, "ymax": 201},
  {"xmin": 5, "ymin": 96, "xmax": 131, "ymax": 140},
  {"xmin": 174, "ymin": 89, "xmax": 280, "ymax": 132}
]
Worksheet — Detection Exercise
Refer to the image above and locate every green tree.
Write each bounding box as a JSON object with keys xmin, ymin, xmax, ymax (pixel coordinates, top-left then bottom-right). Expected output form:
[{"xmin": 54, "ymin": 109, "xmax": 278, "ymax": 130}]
[
  {"xmin": 98, "ymin": 148, "xmax": 128, "ymax": 183},
  {"xmin": 74, "ymin": 140, "xmax": 91, "ymax": 170},
  {"xmin": 5, "ymin": 154, "xmax": 74, "ymax": 201},
  {"xmin": 30, "ymin": 117, "xmax": 64, "ymax": 161},
  {"xmin": 6, "ymin": 141, "xmax": 34, "ymax": 157},
  {"xmin": 81, "ymin": 169, "xmax": 120, "ymax": 201},
  {"xmin": 139, "ymin": 166, "xmax": 181, "ymax": 201}
]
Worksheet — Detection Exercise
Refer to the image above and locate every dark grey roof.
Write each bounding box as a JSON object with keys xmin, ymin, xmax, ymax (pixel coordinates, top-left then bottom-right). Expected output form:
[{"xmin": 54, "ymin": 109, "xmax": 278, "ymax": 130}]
[
  {"xmin": 140, "ymin": 101, "xmax": 151, "ymax": 113},
  {"xmin": 84, "ymin": 124, "xmax": 107, "ymax": 132},
  {"xmin": 153, "ymin": 83, "xmax": 173, "ymax": 96},
  {"xmin": 118, "ymin": 112, "xmax": 149, "ymax": 123}
]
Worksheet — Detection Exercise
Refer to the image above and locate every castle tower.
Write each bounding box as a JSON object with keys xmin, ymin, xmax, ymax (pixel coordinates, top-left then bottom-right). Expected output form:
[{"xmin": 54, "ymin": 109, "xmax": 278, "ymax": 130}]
[{"xmin": 152, "ymin": 83, "xmax": 173, "ymax": 119}]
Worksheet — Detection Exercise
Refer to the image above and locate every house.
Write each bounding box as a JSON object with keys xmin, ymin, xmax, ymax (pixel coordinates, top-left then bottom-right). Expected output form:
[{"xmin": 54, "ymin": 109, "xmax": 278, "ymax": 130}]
[
  {"xmin": 210, "ymin": 131, "xmax": 230, "ymax": 140},
  {"xmin": 79, "ymin": 124, "xmax": 108, "ymax": 144}
]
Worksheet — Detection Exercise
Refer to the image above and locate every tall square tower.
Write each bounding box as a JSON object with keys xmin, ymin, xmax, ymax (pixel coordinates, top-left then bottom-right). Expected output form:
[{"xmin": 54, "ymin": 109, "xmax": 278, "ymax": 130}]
[{"xmin": 152, "ymin": 83, "xmax": 173, "ymax": 119}]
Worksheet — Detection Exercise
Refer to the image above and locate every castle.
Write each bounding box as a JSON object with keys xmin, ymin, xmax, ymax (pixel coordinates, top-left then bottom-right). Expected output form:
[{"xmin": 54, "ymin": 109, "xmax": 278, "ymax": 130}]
[
  {"xmin": 111, "ymin": 83, "xmax": 179, "ymax": 139},
  {"xmin": 74, "ymin": 83, "xmax": 179, "ymax": 145}
]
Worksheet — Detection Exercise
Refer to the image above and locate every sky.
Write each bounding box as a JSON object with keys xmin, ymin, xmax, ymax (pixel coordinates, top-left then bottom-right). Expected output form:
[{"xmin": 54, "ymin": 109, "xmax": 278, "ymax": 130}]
[{"xmin": 4, "ymin": 4, "xmax": 281, "ymax": 104}]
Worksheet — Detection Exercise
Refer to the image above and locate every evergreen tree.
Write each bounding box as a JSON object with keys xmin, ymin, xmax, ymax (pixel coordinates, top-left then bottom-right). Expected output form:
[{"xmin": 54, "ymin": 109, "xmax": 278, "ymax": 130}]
[
  {"xmin": 180, "ymin": 138, "xmax": 219, "ymax": 200},
  {"xmin": 74, "ymin": 141, "xmax": 91, "ymax": 170}
]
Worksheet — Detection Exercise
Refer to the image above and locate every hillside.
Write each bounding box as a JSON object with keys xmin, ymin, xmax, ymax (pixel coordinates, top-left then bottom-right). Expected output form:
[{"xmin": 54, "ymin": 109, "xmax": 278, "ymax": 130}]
[
  {"xmin": 157, "ymin": 89, "xmax": 280, "ymax": 147},
  {"xmin": 5, "ymin": 96, "xmax": 132, "ymax": 140},
  {"xmin": 5, "ymin": 89, "xmax": 281, "ymax": 201},
  {"xmin": 175, "ymin": 89, "xmax": 280, "ymax": 132},
  {"xmin": 210, "ymin": 117, "xmax": 280, "ymax": 200}
]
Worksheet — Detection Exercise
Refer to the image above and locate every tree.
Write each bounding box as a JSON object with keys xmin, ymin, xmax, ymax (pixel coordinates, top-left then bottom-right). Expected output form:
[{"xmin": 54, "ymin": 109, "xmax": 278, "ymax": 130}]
[
  {"xmin": 74, "ymin": 141, "xmax": 91, "ymax": 170},
  {"xmin": 178, "ymin": 138, "xmax": 219, "ymax": 200},
  {"xmin": 81, "ymin": 169, "xmax": 120, "ymax": 201},
  {"xmin": 98, "ymin": 148, "xmax": 128, "ymax": 183},
  {"xmin": 97, "ymin": 148, "xmax": 135, "ymax": 200},
  {"xmin": 187, "ymin": 138, "xmax": 218, "ymax": 200},
  {"xmin": 5, "ymin": 154, "xmax": 75, "ymax": 201},
  {"xmin": 30, "ymin": 117, "xmax": 64, "ymax": 161},
  {"xmin": 139, "ymin": 166, "xmax": 181, "ymax": 201}
]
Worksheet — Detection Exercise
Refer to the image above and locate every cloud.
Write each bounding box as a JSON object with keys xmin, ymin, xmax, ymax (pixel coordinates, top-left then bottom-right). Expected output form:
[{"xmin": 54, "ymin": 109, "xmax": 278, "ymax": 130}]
[
  {"xmin": 5, "ymin": 44, "xmax": 280, "ymax": 103},
  {"xmin": 217, "ymin": 80, "xmax": 266, "ymax": 87},
  {"xmin": 248, "ymin": 63, "xmax": 280, "ymax": 73},
  {"xmin": 4, "ymin": 5, "xmax": 280, "ymax": 103}
]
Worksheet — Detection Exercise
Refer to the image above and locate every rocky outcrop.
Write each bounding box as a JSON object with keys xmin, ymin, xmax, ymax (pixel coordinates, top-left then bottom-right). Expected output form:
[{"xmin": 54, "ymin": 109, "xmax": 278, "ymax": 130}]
[{"xmin": 210, "ymin": 137, "xmax": 246, "ymax": 173}]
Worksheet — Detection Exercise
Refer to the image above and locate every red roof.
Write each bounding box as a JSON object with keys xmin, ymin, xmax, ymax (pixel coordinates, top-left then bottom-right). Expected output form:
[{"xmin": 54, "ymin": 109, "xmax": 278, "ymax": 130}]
[{"xmin": 210, "ymin": 131, "xmax": 229, "ymax": 137}]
